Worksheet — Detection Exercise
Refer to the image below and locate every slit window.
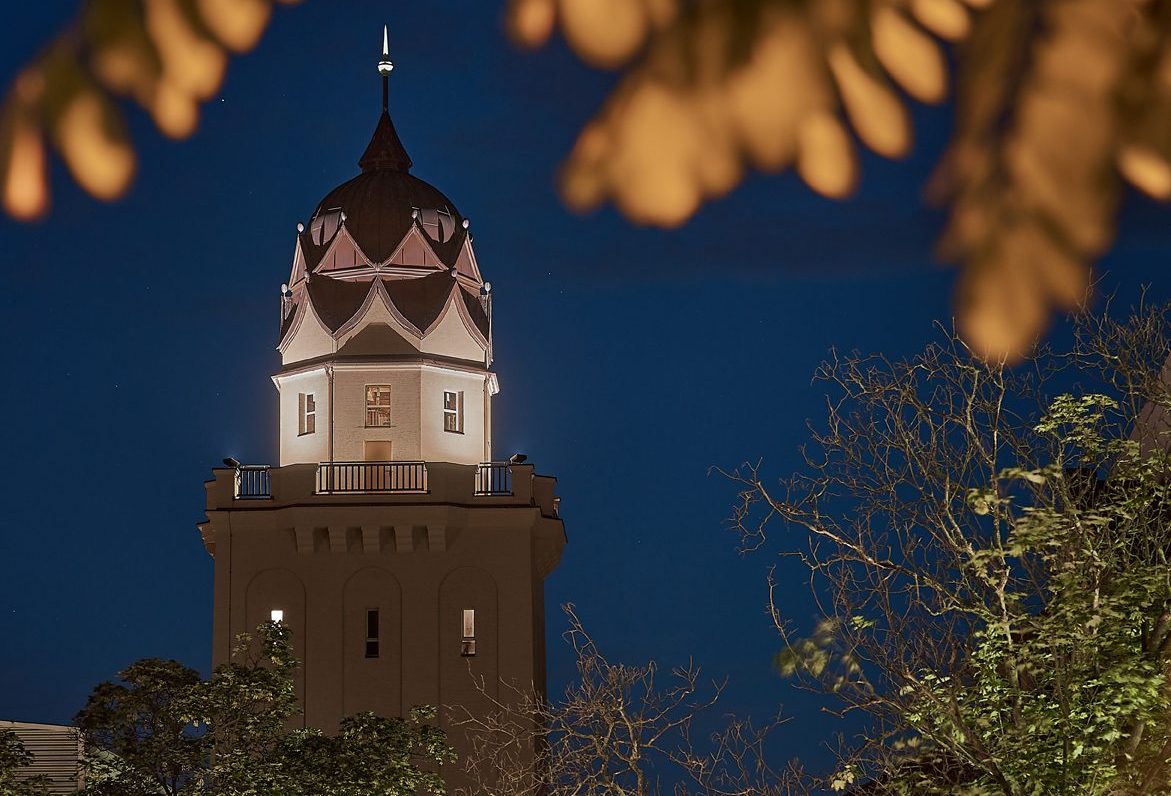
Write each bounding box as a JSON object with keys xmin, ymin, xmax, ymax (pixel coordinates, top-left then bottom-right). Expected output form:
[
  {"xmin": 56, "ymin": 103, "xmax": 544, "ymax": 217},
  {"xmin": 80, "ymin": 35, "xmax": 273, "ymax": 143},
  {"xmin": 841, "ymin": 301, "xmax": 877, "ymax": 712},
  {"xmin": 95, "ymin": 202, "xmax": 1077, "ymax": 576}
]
[
  {"xmin": 366, "ymin": 609, "xmax": 379, "ymax": 658},
  {"xmin": 270, "ymin": 609, "xmax": 284, "ymax": 623},
  {"xmin": 298, "ymin": 392, "xmax": 316, "ymax": 435},
  {"xmin": 443, "ymin": 391, "xmax": 464, "ymax": 434},
  {"xmin": 461, "ymin": 608, "xmax": 476, "ymax": 657},
  {"xmin": 366, "ymin": 385, "xmax": 392, "ymax": 427}
]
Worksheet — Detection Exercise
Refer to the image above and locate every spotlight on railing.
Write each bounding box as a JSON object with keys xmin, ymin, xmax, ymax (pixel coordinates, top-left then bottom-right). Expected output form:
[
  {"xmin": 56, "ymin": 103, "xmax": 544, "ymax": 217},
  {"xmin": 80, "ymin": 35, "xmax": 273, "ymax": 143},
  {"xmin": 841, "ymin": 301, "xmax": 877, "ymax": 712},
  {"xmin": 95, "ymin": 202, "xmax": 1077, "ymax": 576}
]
[
  {"xmin": 508, "ymin": 453, "xmax": 527, "ymax": 465},
  {"xmin": 223, "ymin": 456, "xmax": 241, "ymax": 469}
]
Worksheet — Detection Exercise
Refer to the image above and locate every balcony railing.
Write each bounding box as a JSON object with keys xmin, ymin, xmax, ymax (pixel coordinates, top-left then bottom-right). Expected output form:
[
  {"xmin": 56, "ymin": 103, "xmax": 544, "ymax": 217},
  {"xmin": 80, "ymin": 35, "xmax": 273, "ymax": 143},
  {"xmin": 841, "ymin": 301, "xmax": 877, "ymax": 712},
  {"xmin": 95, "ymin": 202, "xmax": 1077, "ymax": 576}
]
[
  {"xmin": 316, "ymin": 461, "xmax": 429, "ymax": 494},
  {"xmin": 234, "ymin": 465, "xmax": 271, "ymax": 499},
  {"xmin": 475, "ymin": 462, "xmax": 513, "ymax": 496}
]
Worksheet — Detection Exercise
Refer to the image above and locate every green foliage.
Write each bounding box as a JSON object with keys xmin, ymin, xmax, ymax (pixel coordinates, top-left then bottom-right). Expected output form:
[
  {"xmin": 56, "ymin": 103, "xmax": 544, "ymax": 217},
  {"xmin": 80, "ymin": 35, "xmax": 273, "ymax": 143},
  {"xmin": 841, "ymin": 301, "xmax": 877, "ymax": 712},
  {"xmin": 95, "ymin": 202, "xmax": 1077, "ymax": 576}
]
[
  {"xmin": 75, "ymin": 658, "xmax": 206, "ymax": 796},
  {"xmin": 905, "ymin": 396, "xmax": 1171, "ymax": 792},
  {"xmin": 727, "ymin": 308, "xmax": 1171, "ymax": 795},
  {"xmin": 77, "ymin": 621, "xmax": 453, "ymax": 796},
  {"xmin": 0, "ymin": 729, "xmax": 53, "ymax": 796},
  {"xmin": 280, "ymin": 707, "xmax": 455, "ymax": 796}
]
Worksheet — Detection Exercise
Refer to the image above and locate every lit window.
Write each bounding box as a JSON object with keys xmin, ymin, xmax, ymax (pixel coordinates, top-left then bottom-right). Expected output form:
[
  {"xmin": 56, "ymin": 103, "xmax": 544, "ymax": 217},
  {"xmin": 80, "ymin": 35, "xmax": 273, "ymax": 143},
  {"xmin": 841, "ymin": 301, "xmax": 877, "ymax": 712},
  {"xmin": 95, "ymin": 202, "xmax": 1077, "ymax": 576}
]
[
  {"xmin": 271, "ymin": 609, "xmax": 284, "ymax": 623},
  {"xmin": 298, "ymin": 392, "xmax": 316, "ymax": 435},
  {"xmin": 461, "ymin": 608, "xmax": 476, "ymax": 657},
  {"xmin": 366, "ymin": 385, "xmax": 392, "ymax": 427},
  {"xmin": 366, "ymin": 609, "xmax": 379, "ymax": 658},
  {"xmin": 443, "ymin": 391, "xmax": 464, "ymax": 434}
]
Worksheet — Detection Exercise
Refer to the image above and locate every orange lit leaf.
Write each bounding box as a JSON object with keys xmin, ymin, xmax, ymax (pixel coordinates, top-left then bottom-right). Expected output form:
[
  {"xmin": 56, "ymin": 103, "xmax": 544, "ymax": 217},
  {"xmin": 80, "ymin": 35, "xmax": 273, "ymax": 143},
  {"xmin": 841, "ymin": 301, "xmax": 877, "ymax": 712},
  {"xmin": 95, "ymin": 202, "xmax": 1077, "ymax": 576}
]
[
  {"xmin": 196, "ymin": 0, "xmax": 272, "ymax": 52},
  {"xmin": 557, "ymin": 0, "xmax": 648, "ymax": 68},
  {"xmin": 507, "ymin": 0, "xmax": 557, "ymax": 48},
  {"xmin": 55, "ymin": 89, "xmax": 136, "ymax": 200},
  {"xmin": 0, "ymin": 106, "xmax": 49, "ymax": 220},
  {"xmin": 148, "ymin": 0, "xmax": 227, "ymax": 102},
  {"xmin": 828, "ymin": 43, "xmax": 911, "ymax": 158},
  {"xmin": 797, "ymin": 112, "xmax": 858, "ymax": 198},
  {"xmin": 872, "ymin": 6, "xmax": 948, "ymax": 104}
]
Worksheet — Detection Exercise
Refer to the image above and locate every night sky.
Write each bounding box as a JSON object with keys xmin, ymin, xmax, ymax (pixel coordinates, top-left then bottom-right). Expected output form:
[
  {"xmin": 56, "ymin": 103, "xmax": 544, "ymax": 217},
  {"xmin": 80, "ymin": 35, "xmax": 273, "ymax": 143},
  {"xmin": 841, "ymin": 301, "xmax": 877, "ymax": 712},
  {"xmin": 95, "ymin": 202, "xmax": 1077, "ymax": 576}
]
[{"xmin": 2, "ymin": 0, "xmax": 1170, "ymax": 778}]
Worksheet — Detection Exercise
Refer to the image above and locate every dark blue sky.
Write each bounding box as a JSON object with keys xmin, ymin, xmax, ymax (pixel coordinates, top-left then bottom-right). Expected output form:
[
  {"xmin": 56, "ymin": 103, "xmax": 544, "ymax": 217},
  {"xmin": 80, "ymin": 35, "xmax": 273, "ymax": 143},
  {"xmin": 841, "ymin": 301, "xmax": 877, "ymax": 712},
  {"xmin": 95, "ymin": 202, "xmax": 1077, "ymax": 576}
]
[{"xmin": 1, "ymin": 0, "xmax": 1169, "ymax": 778}]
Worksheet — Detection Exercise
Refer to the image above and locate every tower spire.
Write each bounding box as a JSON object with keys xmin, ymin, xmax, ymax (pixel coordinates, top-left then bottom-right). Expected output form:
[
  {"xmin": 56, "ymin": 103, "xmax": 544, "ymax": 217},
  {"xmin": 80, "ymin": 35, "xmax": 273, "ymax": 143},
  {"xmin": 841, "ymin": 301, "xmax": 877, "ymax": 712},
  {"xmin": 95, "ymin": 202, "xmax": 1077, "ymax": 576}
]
[
  {"xmin": 377, "ymin": 24, "xmax": 393, "ymax": 113},
  {"xmin": 359, "ymin": 24, "xmax": 412, "ymax": 172}
]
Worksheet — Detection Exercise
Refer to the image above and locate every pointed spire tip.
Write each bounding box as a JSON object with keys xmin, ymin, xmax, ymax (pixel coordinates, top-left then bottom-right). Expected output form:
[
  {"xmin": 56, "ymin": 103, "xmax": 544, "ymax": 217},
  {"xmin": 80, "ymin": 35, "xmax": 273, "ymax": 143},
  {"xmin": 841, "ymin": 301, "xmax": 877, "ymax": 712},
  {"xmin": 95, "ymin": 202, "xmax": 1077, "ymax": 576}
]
[{"xmin": 377, "ymin": 24, "xmax": 393, "ymax": 77}]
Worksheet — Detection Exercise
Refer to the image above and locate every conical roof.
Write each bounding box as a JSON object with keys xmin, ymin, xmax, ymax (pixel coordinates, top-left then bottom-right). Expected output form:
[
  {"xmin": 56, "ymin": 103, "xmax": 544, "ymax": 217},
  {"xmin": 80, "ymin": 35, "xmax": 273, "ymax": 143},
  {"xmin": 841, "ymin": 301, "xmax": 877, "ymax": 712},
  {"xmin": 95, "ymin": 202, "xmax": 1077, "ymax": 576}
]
[{"xmin": 358, "ymin": 110, "xmax": 413, "ymax": 172}]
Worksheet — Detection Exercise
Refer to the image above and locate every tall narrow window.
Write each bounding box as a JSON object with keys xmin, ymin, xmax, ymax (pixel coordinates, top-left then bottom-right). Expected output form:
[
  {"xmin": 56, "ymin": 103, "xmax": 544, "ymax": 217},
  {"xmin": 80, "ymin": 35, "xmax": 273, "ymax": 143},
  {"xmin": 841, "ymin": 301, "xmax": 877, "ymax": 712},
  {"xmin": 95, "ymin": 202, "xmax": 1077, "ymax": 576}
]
[
  {"xmin": 365, "ymin": 609, "xmax": 380, "ymax": 658},
  {"xmin": 366, "ymin": 385, "xmax": 392, "ymax": 427},
  {"xmin": 443, "ymin": 390, "xmax": 464, "ymax": 434},
  {"xmin": 461, "ymin": 608, "xmax": 476, "ymax": 657},
  {"xmin": 298, "ymin": 392, "xmax": 316, "ymax": 435}
]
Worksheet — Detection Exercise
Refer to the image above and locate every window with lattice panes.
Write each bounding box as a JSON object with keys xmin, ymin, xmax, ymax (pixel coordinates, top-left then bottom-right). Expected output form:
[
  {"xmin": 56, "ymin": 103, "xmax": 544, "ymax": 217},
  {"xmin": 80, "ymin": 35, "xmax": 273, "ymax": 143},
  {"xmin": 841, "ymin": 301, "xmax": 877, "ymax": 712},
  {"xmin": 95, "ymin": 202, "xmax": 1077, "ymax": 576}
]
[
  {"xmin": 366, "ymin": 385, "xmax": 392, "ymax": 427},
  {"xmin": 443, "ymin": 390, "xmax": 464, "ymax": 434}
]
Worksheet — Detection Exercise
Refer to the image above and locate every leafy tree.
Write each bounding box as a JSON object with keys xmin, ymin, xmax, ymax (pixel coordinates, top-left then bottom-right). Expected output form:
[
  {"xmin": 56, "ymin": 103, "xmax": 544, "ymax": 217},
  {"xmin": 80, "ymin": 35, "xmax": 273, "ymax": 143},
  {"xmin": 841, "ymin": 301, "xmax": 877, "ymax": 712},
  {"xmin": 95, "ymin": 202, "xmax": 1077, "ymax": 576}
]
[
  {"xmin": 0, "ymin": 729, "xmax": 53, "ymax": 796},
  {"xmin": 722, "ymin": 302, "xmax": 1171, "ymax": 794},
  {"xmin": 75, "ymin": 658, "xmax": 206, "ymax": 795},
  {"xmin": 77, "ymin": 621, "xmax": 454, "ymax": 796},
  {"xmin": 8, "ymin": 1, "xmax": 1171, "ymax": 358}
]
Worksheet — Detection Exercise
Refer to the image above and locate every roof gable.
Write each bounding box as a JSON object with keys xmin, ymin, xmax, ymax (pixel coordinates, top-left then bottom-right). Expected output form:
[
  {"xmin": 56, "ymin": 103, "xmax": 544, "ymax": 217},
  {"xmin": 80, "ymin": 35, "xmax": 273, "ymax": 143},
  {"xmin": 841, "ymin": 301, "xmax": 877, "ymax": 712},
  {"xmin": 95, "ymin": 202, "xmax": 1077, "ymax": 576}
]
[
  {"xmin": 386, "ymin": 225, "xmax": 444, "ymax": 269},
  {"xmin": 314, "ymin": 225, "xmax": 373, "ymax": 274},
  {"xmin": 453, "ymin": 236, "xmax": 483, "ymax": 286}
]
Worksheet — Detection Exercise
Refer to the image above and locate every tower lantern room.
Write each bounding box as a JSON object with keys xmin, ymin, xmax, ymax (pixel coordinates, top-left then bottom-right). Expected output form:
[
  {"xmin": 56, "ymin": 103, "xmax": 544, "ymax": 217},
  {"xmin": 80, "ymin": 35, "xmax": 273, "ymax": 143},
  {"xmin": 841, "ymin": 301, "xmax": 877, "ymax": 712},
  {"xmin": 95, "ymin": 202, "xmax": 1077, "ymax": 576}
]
[{"xmin": 275, "ymin": 31, "xmax": 494, "ymax": 469}]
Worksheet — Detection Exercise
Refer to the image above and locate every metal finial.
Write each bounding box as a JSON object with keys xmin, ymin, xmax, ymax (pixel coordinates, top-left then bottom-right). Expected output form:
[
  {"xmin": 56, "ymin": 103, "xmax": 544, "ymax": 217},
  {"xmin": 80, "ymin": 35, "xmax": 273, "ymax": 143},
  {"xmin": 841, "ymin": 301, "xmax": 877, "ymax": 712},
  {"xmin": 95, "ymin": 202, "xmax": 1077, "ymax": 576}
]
[
  {"xmin": 378, "ymin": 25, "xmax": 394, "ymax": 77},
  {"xmin": 377, "ymin": 24, "xmax": 393, "ymax": 112}
]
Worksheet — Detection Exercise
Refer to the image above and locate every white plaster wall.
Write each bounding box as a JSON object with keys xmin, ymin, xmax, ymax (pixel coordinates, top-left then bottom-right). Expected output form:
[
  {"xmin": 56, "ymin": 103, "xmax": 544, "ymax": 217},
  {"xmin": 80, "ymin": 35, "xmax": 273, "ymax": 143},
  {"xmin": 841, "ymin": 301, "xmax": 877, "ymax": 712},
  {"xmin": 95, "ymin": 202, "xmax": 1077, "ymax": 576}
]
[
  {"xmin": 331, "ymin": 368, "xmax": 422, "ymax": 462},
  {"xmin": 421, "ymin": 300, "xmax": 487, "ymax": 363},
  {"xmin": 420, "ymin": 367, "xmax": 489, "ymax": 465},
  {"xmin": 278, "ymin": 369, "xmax": 331, "ymax": 466},
  {"xmin": 282, "ymin": 304, "xmax": 337, "ymax": 366}
]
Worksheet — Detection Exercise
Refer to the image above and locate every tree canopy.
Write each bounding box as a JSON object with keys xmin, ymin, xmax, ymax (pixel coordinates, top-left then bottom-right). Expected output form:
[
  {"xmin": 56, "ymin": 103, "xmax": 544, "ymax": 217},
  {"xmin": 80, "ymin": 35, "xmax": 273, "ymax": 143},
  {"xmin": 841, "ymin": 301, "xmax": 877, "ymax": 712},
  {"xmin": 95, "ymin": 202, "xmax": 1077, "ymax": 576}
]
[
  {"xmin": 723, "ymin": 302, "xmax": 1171, "ymax": 794},
  {"xmin": 75, "ymin": 621, "xmax": 454, "ymax": 796}
]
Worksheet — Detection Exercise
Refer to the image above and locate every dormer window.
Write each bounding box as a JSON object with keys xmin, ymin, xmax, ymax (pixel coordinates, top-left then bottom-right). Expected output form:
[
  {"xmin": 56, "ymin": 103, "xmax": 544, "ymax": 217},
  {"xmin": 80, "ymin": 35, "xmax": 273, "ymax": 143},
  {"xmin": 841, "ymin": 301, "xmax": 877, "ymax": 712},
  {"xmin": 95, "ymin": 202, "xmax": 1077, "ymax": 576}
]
[
  {"xmin": 443, "ymin": 391, "xmax": 464, "ymax": 434},
  {"xmin": 416, "ymin": 207, "xmax": 456, "ymax": 244},
  {"xmin": 310, "ymin": 207, "xmax": 344, "ymax": 245}
]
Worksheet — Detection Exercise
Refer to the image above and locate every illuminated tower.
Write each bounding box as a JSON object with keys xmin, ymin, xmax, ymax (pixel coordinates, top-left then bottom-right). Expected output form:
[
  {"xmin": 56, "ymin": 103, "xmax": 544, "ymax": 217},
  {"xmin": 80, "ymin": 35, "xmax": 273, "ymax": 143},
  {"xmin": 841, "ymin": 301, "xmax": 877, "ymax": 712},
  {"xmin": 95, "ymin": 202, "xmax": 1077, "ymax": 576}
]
[{"xmin": 197, "ymin": 28, "xmax": 566, "ymax": 783}]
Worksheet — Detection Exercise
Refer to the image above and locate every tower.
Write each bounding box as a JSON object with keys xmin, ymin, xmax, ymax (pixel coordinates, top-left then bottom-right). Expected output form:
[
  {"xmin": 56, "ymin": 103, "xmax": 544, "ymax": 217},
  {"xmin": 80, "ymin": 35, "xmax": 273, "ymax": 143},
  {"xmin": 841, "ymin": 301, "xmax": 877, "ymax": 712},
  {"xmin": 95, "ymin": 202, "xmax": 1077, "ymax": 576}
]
[{"xmin": 197, "ymin": 29, "xmax": 566, "ymax": 781}]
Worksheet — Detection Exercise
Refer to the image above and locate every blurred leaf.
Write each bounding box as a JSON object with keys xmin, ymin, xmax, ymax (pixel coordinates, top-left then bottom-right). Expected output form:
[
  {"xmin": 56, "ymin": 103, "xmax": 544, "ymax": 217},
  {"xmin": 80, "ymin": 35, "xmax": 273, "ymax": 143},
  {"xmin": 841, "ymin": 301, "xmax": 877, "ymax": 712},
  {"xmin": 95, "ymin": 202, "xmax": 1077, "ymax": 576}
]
[{"xmin": 10, "ymin": 0, "xmax": 1171, "ymax": 362}]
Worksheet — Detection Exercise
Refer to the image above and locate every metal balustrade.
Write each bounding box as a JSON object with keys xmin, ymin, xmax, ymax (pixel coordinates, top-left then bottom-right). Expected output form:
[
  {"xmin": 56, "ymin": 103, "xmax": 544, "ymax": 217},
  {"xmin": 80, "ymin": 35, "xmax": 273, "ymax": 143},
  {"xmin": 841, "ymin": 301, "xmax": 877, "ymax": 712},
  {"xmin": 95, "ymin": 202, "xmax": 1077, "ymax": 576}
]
[
  {"xmin": 316, "ymin": 461, "xmax": 429, "ymax": 494},
  {"xmin": 475, "ymin": 462, "xmax": 513, "ymax": 496},
  {"xmin": 234, "ymin": 465, "xmax": 271, "ymax": 499}
]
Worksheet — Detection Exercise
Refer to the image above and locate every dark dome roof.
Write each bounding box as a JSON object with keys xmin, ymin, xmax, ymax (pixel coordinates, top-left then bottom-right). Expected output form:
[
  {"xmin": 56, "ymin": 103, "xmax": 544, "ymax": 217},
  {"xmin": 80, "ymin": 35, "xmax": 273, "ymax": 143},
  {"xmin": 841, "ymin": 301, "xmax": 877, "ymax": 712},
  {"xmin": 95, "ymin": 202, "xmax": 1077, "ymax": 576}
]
[{"xmin": 302, "ymin": 110, "xmax": 467, "ymax": 266}]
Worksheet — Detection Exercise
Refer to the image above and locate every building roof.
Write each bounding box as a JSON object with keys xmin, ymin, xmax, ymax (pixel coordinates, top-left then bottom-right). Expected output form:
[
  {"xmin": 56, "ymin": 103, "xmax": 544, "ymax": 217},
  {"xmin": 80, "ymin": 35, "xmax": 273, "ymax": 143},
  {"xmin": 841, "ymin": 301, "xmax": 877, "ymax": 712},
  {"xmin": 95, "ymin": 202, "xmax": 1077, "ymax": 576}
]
[
  {"xmin": 359, "ymin": 110, "xmax": 412, "ymax": 172},
  {"xmin": 279, "ymin": 64, "xmax": 489, "ymax": 355},
  {"xmin": 298, "ymin": 271, "xmax": 489, "ymax": 339},
  {"xmin": 299, "ymin": 111, "xmax": 468, "ymax": 268}
]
